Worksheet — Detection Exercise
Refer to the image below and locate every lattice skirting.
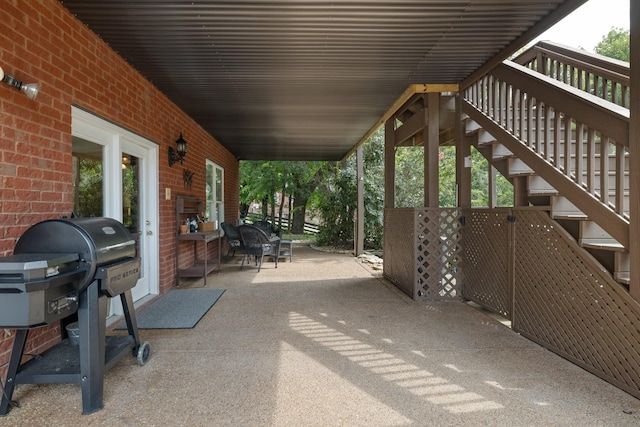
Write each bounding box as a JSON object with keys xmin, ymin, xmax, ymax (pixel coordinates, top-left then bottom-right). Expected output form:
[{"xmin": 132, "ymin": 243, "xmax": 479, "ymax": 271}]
[
  {"xmin": 384, "ymin": 208, "xmax": 462, "ymax": 301},
  {"xmin": 459, "ymin": 207, "xmax": 640, "ymax": 399},
  {"xmin": 386, "ymin": 206, "xmax": 640, "ymax": 398},
  {"xmin": 512, "ymin": 209, "xmax": 640, "ymax": 399}
]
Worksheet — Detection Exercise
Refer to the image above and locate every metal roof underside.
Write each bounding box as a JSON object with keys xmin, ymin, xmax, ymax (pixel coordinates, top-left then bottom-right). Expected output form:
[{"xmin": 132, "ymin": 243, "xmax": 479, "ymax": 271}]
[{"xmin": 60, "ymin": 0, "xmax": 586, "ymax": 161}]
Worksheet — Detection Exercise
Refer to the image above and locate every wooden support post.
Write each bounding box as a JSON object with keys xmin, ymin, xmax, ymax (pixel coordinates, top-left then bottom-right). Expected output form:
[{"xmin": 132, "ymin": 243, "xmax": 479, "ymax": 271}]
[
  {"xmin": 384, "ymin": 118, "xmax": 396, "ymax": 209},
  {"xmin": 456, "ymin": 94, "xmax": 472, "ymax": 208},
  {"xmin": 355, "ymin": 146, "xmax": 364, "ymax": 256},
  {"xmin": 425, "ymin": 93, "xmax": 440, "ymax": 207},
  {"xmin": 512, "ymin": 176, "xmax": 529, "ymax": 207},
  {"xmin": 629, "ymin": 1, "xmax": 640, "ymax": 299},
  {"xmin": 489, "ymin": 165, "xmax": 497, "ymax": 208}
]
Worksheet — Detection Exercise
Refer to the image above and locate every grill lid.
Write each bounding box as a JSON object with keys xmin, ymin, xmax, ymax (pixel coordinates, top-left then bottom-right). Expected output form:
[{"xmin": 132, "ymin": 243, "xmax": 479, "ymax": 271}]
[{"xmin": 14, "ymin": 217, "xmax": 136, "ymax": 290}]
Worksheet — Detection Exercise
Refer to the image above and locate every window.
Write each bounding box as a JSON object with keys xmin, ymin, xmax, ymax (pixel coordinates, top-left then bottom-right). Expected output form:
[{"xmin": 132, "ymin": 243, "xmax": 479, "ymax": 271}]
[
  {"xmin": 72, "ymin": 137, "xmax": 104, "ymax": 217},
  {"xmin": 206, "ymin": 160, "xmax": 224, "ymax": 228}
]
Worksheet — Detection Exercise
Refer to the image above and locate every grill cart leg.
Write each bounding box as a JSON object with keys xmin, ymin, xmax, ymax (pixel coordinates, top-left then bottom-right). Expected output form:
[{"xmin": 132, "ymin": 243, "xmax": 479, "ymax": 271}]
[
  {"xmin": 77, "ymin": 280, "xmax": 107, "ymax": 415},
  {"xmin": 119, "ymin": 289, "xmax": 151, "ymax": 365},
  {"xmin": 120, "ymin": 289, "xmax": 140, "ymax": 350},
  {"xmin": 0, "ymin": 329, "xmax": 28, "ymax": 416}
]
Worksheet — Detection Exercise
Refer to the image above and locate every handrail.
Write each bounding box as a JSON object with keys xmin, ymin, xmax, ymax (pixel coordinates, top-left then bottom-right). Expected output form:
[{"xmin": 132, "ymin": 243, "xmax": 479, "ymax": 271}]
[
  {"xmin": 513, "ymin": 41, "xmax": 630, "ymax": 108},
  {"xmin": 492, "ymin": 61, "xmax": 629, "ymax": 146},
  {"xmin": 463, "ymin": 60, "xmax": 629, "ymax": 247}
]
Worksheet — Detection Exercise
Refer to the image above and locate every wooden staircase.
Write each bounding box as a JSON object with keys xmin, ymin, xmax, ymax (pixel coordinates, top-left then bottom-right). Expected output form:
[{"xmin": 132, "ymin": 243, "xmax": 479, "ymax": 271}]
[
  {"xmin": 464, "ymin": 119, "xmax": 630, "ymax": 287},
  {"xmin": 461, "ymin": 41, "xmax": 631, "ymax": 289}
]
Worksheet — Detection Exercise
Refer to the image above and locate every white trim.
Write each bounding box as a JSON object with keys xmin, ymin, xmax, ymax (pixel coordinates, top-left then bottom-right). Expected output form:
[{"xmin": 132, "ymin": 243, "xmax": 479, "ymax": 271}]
[{"xmin": 206, "ymin": 159, "xmax": 225, "ymax": 227}]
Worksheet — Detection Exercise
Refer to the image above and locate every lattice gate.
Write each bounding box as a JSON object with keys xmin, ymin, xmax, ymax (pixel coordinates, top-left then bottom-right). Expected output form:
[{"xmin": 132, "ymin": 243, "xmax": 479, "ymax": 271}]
[{"xmin": 460, "ymin": 209, "xmax": 512, "ymax": 318}]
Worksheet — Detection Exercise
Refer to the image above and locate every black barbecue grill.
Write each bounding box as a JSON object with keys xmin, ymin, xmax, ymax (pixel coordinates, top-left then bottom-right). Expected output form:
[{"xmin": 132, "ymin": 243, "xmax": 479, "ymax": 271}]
[{"xmin": 0, "ymin": 217, "xmax": 150, "ymax": 416}]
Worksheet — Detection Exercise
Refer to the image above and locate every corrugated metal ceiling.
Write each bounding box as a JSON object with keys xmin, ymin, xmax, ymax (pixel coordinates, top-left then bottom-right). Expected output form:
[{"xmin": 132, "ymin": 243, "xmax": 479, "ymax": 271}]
[{"xmin": 59, "ymin": 0, "xmax": 586, "ymax": 161}]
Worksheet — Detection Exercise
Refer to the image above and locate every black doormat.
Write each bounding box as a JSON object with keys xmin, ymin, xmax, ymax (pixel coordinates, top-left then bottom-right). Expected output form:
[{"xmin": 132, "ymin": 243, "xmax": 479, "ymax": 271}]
[{"xmin": 119, "ymin": 288, "xmax": 225, "ymax": 329}]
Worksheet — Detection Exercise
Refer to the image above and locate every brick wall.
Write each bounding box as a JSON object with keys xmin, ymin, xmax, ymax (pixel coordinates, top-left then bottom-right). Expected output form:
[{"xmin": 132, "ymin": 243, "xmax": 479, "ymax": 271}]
[{"xmin": 0, "ymin": 0, "xmax": 239, "ymax": 372}]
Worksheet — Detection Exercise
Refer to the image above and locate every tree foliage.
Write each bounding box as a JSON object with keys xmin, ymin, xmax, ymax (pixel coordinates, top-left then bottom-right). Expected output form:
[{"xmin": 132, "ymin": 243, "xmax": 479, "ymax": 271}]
[
  {"xmin": 392, "ymin": 144, "xmax": 513, "ymax": 208},
  {"xmin": 314, "ymin": 127, "xmax": 385, "ymax": 249},
  {"xmin": 75, "ymin": 158, "xmax": 103, "ymax": 217},
  {"xmin": 594, "ymin": 27, "xmax": 629, "ymax": 62},
  {"xmin": 239, "ymin": 160, "xmax": 325, "ymax": 233},
  {"xmin": 314, "ymin": 163, "xmax": 357, "ymax": 248}
]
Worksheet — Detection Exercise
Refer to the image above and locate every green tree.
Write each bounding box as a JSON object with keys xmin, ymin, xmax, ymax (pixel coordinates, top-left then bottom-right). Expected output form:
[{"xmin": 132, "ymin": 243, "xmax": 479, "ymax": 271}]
[
  {"xmin": 594, "ymin": 27, "xmax": 629, "ymax": 62},
  {"xmin": 315, "ymin": 162, "xmax": 357, "ymax": 248},
  {"xmin": 314, "ymin": 127, "xmax": 385, "ymax": 249},
  {"xmin": 395, "ymin": 146, "xmax": 423, "ymax": 207},
  {"xmin": 286, "ymin": 161, "xmax": 325, "ymax": 234},
  {"xmin": 240, "ymin": 160, "xmax": 326, "ymax": 233},
  {"xmin": 75, "ymin": 158, "xmax": 103, "ymax": 217},
  {"xmin": 239, "ymin": 161, "xmax": 283, "ymax": 223},
  {"xmin": 361, "ymin": 128, "xmax": 385, "ymax": 248}
]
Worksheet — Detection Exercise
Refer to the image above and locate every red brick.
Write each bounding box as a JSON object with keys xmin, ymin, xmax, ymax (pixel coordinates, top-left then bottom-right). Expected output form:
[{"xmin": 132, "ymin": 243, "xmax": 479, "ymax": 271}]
[{"xmin": 0, "ymin": 0, "xmax": 239, "ymax": 369}]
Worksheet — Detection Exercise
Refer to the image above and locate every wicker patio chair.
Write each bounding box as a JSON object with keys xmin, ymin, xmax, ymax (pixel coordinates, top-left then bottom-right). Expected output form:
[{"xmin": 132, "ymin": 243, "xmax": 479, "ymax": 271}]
[
  {"xmin": 253, "ymin": 220, "xmax": 282, "ymax": 238},
  {"xmin": 221, "ymin": 222, "xmax": 244, "ymax": 257},
  {"xmin": 238, "ymin": 225, "xmax": 281, "ymax": 272}
]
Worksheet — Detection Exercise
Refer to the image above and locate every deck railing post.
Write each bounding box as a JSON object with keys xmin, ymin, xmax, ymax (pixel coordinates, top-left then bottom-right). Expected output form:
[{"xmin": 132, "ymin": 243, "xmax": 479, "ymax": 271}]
[{"xmin": 629, "ymin": 1, "xmax": 640, "ymax": 299}]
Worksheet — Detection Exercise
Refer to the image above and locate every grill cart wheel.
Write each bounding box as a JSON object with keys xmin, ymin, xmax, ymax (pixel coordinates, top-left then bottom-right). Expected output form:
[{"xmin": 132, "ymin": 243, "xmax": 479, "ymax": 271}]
[{"xmin": 137, "ymin": 341, "xmax": 151, "ymax": 366}]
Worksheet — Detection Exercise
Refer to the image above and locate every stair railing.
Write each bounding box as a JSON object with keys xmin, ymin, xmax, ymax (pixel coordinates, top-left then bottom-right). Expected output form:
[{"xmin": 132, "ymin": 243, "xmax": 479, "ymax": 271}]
[
  {"xmin": 463, "ymin": 60, "xmax": 629, "ymax": 247},
  {"xmin": 513, "ymin": 41, "xmax": 630, "ymax": 108}
]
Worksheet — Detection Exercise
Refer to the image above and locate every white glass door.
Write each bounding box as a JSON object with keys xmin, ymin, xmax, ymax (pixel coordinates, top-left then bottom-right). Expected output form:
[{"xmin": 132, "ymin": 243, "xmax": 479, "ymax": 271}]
[{"xmin": 72, "ymin": 107, "xmax": 159, "ymax": 316}]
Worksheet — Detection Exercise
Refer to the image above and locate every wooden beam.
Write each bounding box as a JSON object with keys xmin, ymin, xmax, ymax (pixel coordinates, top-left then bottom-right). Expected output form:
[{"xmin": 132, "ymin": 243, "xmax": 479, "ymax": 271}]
[
  {"xmin": 342, "ymin": 84, "xmax": 458, "ymax": 161},
  {"xmin": 489, "ymin": 165, "xmax": 497, "ymax": 208},
  {"xmin": 395, "ymin": 107, "xmax": 426, "ymax": 145}
]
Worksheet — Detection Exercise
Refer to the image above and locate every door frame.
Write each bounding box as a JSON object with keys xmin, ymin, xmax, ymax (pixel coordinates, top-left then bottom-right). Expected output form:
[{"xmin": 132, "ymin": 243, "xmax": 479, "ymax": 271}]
[{"xmin": 71, "ymin": 106, "xmax": 160, "ymax": 310}]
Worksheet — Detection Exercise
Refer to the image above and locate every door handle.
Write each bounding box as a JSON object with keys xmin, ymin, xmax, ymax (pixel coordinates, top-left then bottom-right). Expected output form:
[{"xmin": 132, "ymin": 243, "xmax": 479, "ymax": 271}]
[{"xmin": 146, "ymin": 230, "xmax": 153, "ymax": 235}]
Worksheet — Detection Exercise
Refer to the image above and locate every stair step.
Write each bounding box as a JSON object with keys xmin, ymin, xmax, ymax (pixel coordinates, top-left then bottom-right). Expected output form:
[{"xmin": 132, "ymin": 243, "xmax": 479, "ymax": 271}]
[
  {"xmin": 550, "ymin": 196, "xmax": 587, "ymax": 219},
  {"xmin": 508, "ymin": 157, "xmax": 534, "ymax": 176},
  {"xmin": 477, "ymin": 129, "xmax": 496, "ymax": 145},
  {"xmin": 492, "ymin": 143, "xmax": 512, "ymax": 159},
  {"xmin": 580, "ymin": 241, "xmax": 626, "ymax": 250},
  {"xmin": 464, "ymin": 118, "xmax": 482, "ymax": 134},
  {"xmin": 528, "ymin": 175, "xmax": 558, "ymax": 196},
  {"xmin": 578, "ymin": 220, "xmax": 624, "ymax": 248},
  {"xmin": 615, "ymin": 272, "xmax": 630, "ymax": 285}
]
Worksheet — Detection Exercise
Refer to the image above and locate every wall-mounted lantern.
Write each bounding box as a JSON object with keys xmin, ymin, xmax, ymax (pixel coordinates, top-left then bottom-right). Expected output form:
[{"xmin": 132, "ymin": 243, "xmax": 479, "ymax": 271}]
[{"xmin": 168, "ymin": 132, "xmax": 188, "ymax": 166}]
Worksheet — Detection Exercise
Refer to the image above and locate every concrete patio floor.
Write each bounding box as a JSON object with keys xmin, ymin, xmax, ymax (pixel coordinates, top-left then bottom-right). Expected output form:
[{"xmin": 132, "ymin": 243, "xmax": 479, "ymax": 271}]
[{"xmin": 3, "ymin": 244, "xmax": 640, "ymax": 426}]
